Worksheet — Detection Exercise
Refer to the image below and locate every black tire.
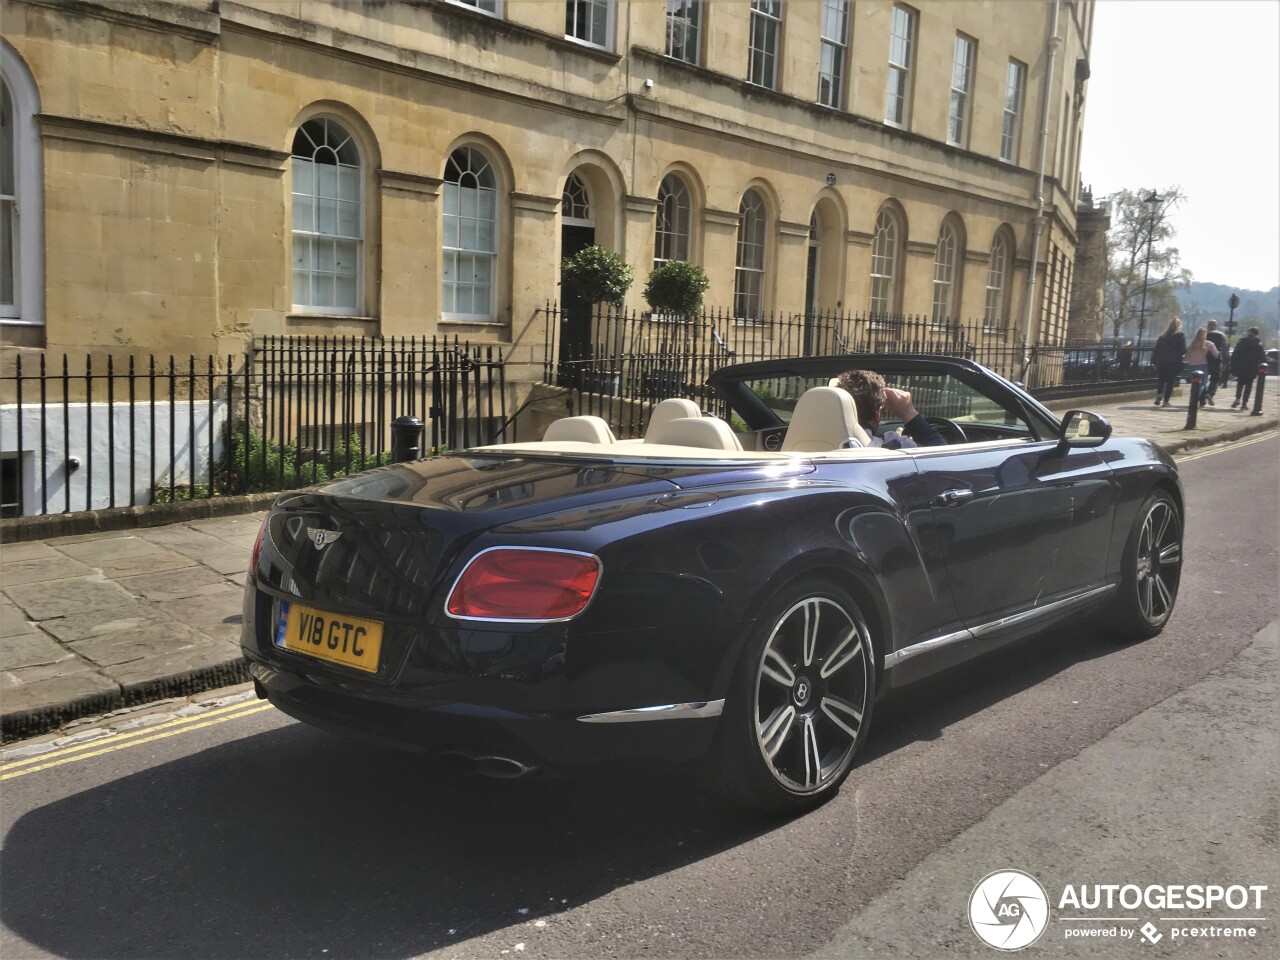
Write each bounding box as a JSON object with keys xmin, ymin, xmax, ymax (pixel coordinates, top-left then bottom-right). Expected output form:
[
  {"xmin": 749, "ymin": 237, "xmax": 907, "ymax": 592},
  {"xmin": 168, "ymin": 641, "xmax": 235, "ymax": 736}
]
[
  {"xmin": 1103, "ymin": 489, "xmax": 1183, "ymax": 640},
  {"xmin": 709, "ymin": 579, "xmax": 876, "ymax": 814}
]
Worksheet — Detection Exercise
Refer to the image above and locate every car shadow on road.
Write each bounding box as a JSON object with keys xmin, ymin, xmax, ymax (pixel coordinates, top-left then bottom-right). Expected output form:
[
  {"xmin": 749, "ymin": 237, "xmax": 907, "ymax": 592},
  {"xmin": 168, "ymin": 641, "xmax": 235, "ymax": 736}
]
[
  {"xmin": 863, "ymin": 621, "xmax": 1121, "ymax": 760},
  {"xmin": 0, "ymin": 724, "xmax": 771, "ymax": 960},
  {"xmin": 2, "ymin": 624, "xmax": 1127, "ymax": 960}
]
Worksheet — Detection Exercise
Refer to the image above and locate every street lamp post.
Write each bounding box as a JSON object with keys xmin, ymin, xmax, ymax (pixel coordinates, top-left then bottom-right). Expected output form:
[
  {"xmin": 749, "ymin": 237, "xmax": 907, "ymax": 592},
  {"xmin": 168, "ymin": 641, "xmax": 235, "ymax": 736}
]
[{"xmin": 1136, "ymin": 191, "xmax": 1160, "ymax": 341}]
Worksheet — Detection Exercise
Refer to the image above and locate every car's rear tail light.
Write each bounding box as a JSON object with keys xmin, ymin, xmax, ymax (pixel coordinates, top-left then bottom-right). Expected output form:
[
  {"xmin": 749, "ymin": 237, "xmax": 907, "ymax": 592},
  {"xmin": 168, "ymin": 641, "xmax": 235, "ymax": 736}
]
[
  {"xmin": 446, "ymin": 548, "xmax": 602, "ymax": 621},
  {"xmin": 250, "ymin": 515, "xmax": 269, "ymax": 572}
]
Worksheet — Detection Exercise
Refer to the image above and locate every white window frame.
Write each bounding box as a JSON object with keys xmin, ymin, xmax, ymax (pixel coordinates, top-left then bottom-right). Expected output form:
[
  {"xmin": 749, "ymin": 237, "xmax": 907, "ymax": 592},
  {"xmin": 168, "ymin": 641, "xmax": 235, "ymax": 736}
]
[
  {"xmin": 665, "ymin": 0, "xmax": 702, "ymax": 65},
  {"xmin": 869, "ymin": 209, "xmax": 899, "ymax": 316},
  {"xmin": 290, "ymin": 117, "xmax": 364, "ymax": 316},
  {"xmin": 0, "ymin": 48, "xmax": 43, "ymax": 326},
  {"xmin": 885, "ymin": 5, "xmax": 916, "ymax": 126},
  {"xmin": 948, "ymin": 34, "xmax": 976, "ymax": 147},
  {"xmin": 984, "ymin": 233, "xmax": 1009, "ymax": 332},
  {"xmin": 748, "ymin": 1, "xmax": 783, "ymax": 90},
  {"xmin": 562, "ymin": 171, "xmax": 592, "ymax": 226},
  {"xmin": 443, "ymin": 146, "xmax": 499, "ymax": 323},
  {"xmin": 654, "ymin": 174, "xmax": 691, "ymax": 267},
  {"xmin": 448, "ymin": 0, "xmax": 501, "ymax": 15},
  {"xmin": 566, "ymin": 0, "xmax": 613, "ymax": 51},
  {"xmin": 734, "ymin": 190, "xmax": 768, "ymax": 322},
  {"xmin": 818, "ymin": 0, "xmax": 850, "ymax": 109},
  {"xmin": 1001, "ymin": 60, "xmax": 1026, "ymax": 163},
  {"xmin": 932, "ymin": 222, "xmax": 958, "ymax": 325}
]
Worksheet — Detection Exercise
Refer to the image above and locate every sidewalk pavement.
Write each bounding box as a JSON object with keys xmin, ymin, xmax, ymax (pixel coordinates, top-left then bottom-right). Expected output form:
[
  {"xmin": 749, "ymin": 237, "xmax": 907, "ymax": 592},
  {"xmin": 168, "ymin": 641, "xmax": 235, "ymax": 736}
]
[{"xmin": 2, "ymin": 383, "xmax": 1277, "ymax": 743}]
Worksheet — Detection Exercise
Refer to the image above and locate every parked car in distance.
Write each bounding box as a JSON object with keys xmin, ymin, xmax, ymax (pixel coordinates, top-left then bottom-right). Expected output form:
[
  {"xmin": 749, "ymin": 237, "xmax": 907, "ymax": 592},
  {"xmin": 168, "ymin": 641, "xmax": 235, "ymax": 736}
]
[
  {"xmin": 1266, "ymin": 348, "xmax": 1279, "ymax": 377},
  {"xmin": 241, "ymin": 355, "xmax": 1184, "ymax": 813}
]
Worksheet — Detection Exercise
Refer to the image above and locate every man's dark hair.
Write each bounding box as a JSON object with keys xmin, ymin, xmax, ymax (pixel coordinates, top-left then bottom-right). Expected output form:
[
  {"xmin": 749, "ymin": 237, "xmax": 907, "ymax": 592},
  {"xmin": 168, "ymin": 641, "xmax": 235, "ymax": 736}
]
[{"xmin": 835, "ymin": 369, "xmax": 885, "ymax": 424}]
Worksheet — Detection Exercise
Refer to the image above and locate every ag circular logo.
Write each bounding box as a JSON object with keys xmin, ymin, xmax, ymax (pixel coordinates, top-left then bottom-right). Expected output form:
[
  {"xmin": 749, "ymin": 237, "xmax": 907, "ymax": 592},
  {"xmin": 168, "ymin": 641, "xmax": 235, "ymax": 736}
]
[{"xmin": 969, "ymin": 869, "xmax": 1049, "ymax": 951}]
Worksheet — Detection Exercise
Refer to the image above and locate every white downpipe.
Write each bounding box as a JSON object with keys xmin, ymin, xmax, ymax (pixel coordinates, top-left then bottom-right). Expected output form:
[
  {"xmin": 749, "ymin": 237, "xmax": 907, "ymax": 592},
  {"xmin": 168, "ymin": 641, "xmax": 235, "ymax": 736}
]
[{"xmin": 1021, "ymin": 0, "xmax": 1063, "ymax": 372}]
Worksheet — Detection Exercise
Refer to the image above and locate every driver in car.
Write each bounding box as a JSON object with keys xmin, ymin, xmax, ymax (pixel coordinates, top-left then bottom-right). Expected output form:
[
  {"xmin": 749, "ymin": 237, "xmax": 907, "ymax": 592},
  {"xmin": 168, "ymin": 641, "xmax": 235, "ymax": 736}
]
[{"xmin": 836, "ymin": 369, "xmax": 948, "ymax": 449}]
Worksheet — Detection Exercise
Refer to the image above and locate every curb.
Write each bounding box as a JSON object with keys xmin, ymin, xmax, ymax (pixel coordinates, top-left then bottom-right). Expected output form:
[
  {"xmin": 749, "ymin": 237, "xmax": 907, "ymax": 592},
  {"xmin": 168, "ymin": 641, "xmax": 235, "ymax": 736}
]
[
  {"xmin": 1156, "ymin": 416, "xmax": 1278, "ymax": 457},
  {"xmin": 0, "ymin": 492, "xmax": 281, "ymax": 544},
  {"xmin": 0, "ymin": 656, "xmax": 254, "ymax": 743}
]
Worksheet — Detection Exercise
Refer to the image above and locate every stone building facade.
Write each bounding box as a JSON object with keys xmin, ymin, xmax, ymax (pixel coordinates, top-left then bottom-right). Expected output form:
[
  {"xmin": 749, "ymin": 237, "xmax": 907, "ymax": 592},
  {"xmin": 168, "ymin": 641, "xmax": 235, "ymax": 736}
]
[{"xmin": 2, "ymin": 0, "xmax": 1095, "ymax": 367}]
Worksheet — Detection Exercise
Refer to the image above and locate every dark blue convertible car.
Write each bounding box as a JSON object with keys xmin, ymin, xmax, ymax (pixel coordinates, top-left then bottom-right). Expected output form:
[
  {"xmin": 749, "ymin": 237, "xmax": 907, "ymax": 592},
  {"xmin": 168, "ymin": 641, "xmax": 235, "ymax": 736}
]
[{"xmin": 241, "ymin": 355, "xmax": 1183, "ymax": 812}]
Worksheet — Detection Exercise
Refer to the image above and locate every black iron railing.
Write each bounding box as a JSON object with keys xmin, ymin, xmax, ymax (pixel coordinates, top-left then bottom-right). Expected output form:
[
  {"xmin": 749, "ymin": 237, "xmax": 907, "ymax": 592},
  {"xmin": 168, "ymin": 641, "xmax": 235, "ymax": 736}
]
[{"xmin": 0, "ymin": 337, "xmax": 506, "ymax": 518}]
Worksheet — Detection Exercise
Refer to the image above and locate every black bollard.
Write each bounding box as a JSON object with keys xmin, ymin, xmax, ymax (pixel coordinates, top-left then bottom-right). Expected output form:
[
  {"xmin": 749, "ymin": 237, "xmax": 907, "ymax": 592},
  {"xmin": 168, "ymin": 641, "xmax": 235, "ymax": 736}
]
[
  {"xmin": 1183, "ymin": 372, "xmax": 1202, "ymax": 429},
  {"xmin": 1252, "ymin": 363, "xmax": 1267, "ymax": 416},
  {"xmin": 391, "ymin": 415, "xmax": 425, "ymax": 462}
]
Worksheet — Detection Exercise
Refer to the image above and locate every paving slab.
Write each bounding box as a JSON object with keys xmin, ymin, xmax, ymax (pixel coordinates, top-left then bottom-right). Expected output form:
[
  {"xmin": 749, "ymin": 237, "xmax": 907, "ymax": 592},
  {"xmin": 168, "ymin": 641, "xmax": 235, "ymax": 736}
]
[
  {"xmin": 3, "ymin": 577, "xmax": 140, "ymax": 621},
  {"xmin": 92, "ymin": 548, "xmax": 200, "ymax": 579},
  {"xmin": 54, "ymin": 535, "xmax": 168, "ymax": 563},
  {"xmin": 0, "ymin": 542, "xmax": 60, "ymax": 562},
  {"xmin": 0, "ymin": 632, "xmax": 78, "ymax": 669},
  {"xmin": 151, "ymin": 584, "xmax": 245, "ymax": 634},
  {"xmin": 0, "ymin": 669, "xmax": 121, "ymax": 719},
  {"xmin": 37, "ymin": 609, "xmax": 174, "ymax": 643},
  {"xmin": 68, "ymin": 621, "xmax": 216, "ymax": 667},
  {"xmin": 115, "ymin": 565, "xmax": 230, "ymax": 602},
  {"xmin": 0, "ymin": 555, "xmax": 96, "ymax": 586}
]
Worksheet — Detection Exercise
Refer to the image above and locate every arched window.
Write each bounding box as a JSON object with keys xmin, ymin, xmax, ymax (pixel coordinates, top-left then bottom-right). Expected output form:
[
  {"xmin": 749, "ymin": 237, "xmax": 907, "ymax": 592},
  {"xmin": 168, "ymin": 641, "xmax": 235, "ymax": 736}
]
[
  {"xmin": 869, "ymin": 208, "xmax": 900, "ymax": 315},
  {"xmin": 734, "ymin": 189, "xmax": 767, "ymax": 321},
  {"xmin": 932, "ymin": 221, "xmax": 958, "ymax": 323},
  {"xmin": 443, "ymin": 146, "xmax": 498, "ymax": 320},
  {"xmin": 562, "ymin": 172, "xmax": 591, "ymax": 224},
  {"xmin": 654, "ymin": 174, "xmax": 691, "ymax": 266},
  {"xmin": 291, "ymin": 118, "xmax": 362, "ymax": 313},
  {"xmin": 985, "ymin": 231, "xmax": 1010, "ymax": 331},
  {"xmin": 1, "ymin": 48, "xmax": 43, "ymax": 325}
]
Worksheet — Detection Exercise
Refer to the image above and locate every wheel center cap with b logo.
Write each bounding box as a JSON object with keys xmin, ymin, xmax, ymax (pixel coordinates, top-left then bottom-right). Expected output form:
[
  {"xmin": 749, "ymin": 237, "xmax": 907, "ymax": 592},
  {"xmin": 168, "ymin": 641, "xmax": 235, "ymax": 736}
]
[{"xmin": 792, "ymin": 675, "xmax": 813, "ymax": 708}]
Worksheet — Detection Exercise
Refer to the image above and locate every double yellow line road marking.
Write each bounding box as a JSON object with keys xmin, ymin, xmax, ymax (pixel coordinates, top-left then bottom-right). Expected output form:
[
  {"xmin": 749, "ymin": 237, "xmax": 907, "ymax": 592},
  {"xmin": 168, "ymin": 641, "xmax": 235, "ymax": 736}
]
[
  {"xmin": 0, "ymin": 699, "xmax": 274, "ymax": 782},
  {"xmin": 1175, "ymin": 430, "xmax": 1277, "ymax": 463}
]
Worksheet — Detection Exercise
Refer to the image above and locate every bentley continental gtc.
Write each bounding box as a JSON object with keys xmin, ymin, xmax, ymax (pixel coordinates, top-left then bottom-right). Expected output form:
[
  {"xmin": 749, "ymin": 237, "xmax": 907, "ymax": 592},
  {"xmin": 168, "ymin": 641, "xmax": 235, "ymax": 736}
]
[{"xmin": 241, "ymin": 355, "xmax": 1183, "ymax": 812}]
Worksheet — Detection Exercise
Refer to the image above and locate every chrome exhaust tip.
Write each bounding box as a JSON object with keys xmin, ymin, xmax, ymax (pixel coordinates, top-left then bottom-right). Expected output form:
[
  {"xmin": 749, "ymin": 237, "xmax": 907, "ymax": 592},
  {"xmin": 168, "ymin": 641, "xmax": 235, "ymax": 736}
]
[{"xmin": 438, "ymin": 752, "xmax": 539, "ymax": 779}]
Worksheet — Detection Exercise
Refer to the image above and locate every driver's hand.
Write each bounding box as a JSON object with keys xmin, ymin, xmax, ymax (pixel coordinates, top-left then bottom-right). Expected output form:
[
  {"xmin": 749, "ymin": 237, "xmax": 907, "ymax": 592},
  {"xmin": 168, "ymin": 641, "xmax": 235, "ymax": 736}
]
[{"xmin": 883, "ymin": 387, "xmax": 920, "ymax": 423}]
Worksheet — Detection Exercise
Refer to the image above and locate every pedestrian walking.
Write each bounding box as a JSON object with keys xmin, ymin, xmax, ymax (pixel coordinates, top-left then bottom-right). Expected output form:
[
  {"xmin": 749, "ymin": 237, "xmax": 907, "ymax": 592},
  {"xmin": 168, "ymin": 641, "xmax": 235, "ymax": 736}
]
[
  {"xmin": 1230, "ymin": 327, "xmax": 1266, "ymax": 409},
  {"xmin": 1204, "ymin": 319, "xmax": 1228, "ymax": 403},
  {"xmin": 1184, "ymin": 327, "xmax": 1219, "ymax": 407},
  {"xmin": 1117, "ymin": 340, "xmax": 1134, "ymax": 376},
  {"xmin": 1153, "ymin": 318, "xmax": 1186, "ymax": 407}
]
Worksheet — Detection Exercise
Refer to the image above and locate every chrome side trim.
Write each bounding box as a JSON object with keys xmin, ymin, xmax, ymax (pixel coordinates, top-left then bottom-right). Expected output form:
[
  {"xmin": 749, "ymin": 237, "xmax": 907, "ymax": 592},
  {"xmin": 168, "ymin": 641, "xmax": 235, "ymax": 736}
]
[
  {"xmin": 884, "ymin": 583, "xmax": 1117, "ymax": 670},
  {"xmin": 884, "ymin": 628, "xmax": 972, "ymax": 668},
  {"xmin": 576, "ymin": 700, "xmax": 726, "ymax": 723},
  {"xmin": 967, "ymin": 583, "xmax": 1116, "ymax": 638}
]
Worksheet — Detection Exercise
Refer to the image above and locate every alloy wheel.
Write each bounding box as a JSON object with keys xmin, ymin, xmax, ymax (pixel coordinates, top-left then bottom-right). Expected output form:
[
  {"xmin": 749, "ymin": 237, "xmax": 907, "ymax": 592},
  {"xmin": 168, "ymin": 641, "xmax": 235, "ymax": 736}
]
[
  {"xmin": 1136, "ymin": 498, "xmax": 1181, "ymax": 626},
  {"xmin": 753, "ymin": 596, "xmax": 871, "ymax": 794}
]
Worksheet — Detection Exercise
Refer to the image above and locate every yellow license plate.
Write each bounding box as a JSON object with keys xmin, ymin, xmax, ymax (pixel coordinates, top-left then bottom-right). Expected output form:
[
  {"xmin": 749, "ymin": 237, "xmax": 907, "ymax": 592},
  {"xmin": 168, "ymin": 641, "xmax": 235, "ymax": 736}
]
[{"xmin": 277, "ymin": 601, "xmax": 383, "ymax": 673}]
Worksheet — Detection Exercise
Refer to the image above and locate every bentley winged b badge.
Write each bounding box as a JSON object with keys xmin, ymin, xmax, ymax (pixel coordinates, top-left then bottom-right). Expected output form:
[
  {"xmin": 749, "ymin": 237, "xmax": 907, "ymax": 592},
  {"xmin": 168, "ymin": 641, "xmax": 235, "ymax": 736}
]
[{"xmin": 309, "ymin": 529, "xmax": 343, "ymax": 550}]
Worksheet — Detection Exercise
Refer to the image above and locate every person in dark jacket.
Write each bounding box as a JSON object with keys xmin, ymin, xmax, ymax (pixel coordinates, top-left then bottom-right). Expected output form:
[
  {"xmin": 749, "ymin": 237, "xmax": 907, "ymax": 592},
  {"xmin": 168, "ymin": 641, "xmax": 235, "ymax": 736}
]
[
  {"xmin": 836, "ymin": 369, "xmax": 947, "ymax": 448},
  {"xmin": 1204, "ymin": 319, "xmax": 1229, "ymax": 404},
  {"xmin": 1230, "ymin": 328, "xmax": 1266, "ymax": 409},
  {"xmin": 1152, "ymin": 318, "xmax": 1186, "ymax": 407}
]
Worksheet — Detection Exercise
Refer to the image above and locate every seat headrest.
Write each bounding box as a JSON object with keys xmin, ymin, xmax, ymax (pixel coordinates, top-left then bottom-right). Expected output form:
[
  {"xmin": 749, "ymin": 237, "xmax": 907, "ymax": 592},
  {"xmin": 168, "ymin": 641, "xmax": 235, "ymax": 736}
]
[
  {"xmin": 542, "ymin": 415, "xmax": 617, "ymax": 444},
  {"xmin": 645, "ymin": 416, "xmax": 743, "ymax": 451},
  {"xmin": 781, "ymin": 386, "xmax": 871, "ymax": 452},
  {"xmin": 644, "ymin": 398, "xmax": 702, "ymax": 440}
]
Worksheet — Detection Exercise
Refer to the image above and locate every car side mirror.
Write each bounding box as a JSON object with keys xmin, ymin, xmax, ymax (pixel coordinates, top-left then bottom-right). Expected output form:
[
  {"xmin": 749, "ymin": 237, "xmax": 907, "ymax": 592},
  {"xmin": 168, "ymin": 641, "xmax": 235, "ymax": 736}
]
[{"xmin": 1057, "ymin": 410, "xmax": 1111, "ymax": 449}]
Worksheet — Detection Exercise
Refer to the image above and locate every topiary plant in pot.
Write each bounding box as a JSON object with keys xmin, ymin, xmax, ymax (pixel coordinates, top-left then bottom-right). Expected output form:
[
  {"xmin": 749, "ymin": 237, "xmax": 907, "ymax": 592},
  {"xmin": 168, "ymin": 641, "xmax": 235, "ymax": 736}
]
[
  {"xmin": 643, "ymin": 260, "xmax": 711, "ymax": 319},
  {"xmin": 560, "ymin": 245, "xmax": 634, "ymax": 308}
]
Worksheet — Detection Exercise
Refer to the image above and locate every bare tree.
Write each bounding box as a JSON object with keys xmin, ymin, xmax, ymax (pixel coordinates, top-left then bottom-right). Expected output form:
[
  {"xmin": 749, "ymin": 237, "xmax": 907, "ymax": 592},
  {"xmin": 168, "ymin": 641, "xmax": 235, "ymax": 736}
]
[{"xmin": 1102, "ymin": 188, "xmax": 1193, "ymax": 341}]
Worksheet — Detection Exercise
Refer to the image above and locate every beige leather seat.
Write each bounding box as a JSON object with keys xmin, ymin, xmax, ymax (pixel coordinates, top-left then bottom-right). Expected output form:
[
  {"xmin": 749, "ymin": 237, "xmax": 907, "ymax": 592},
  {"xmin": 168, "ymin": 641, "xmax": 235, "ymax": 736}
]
[
  {"xmin": 645, "ymin": 416, "xmax": 743, "ymax": 451},
  {"xmin": 542, "ymin": 415, "xmax": 617, "ymax": 444},
  {"xmin": 781, "ymin": 386, "xmax": 871, "ymax": 452},
  {"xmin": 643, "ymin": 398, "xmax": 703, "ymax": 441}
]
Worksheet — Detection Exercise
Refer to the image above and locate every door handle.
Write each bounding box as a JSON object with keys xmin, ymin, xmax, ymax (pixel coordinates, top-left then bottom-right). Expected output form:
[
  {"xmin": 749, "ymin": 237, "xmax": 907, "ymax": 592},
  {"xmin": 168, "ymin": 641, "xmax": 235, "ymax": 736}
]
[{"xmin": 936, "ymin": 488, "xmax": 974, "ymax": 507}]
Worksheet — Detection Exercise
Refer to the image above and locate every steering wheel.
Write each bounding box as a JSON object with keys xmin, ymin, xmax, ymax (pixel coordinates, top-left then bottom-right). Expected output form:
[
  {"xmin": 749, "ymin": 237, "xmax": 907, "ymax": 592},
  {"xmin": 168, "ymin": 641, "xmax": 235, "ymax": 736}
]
[{"xmin": 925, "ymin": 416, "xmax": 968, "ymax": 444}]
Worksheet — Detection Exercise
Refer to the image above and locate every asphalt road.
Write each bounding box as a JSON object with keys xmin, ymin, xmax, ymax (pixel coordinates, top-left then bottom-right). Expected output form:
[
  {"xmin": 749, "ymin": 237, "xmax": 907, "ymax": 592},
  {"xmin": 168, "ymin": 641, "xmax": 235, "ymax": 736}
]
[{"xmin": 1, "ymin": 434, "xmax": 1276, "ymax": 960}]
